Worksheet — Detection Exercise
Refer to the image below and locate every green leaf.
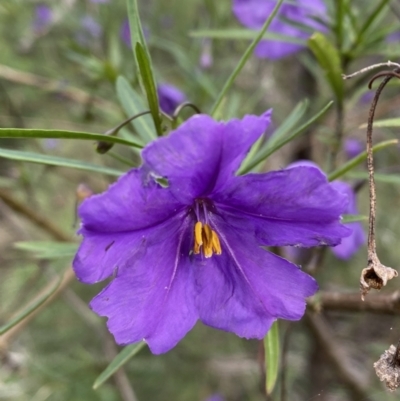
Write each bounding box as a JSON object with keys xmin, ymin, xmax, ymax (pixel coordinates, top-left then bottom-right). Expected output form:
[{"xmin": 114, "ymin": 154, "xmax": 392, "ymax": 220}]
[
  {"xmin": 135, "ymin": 43, "xmax": 163, "ymax": 136},
  {"xmin": 240, "ymin": 101, "xmax": 333, "ymax": 174},
  {"xmin": 328, "ymin": 139, "xmax": 398, "ymax": 181},
  {"xmin": 0, "ymin": 128, "xmax": 143, "ymax": 148},
  {"xmin": 359, "ymin": 117, "xmax": 400, "ymax": 129},
  {"xmin": 0, "ymin": 148, "xmax": 124, "ymax": 177},
  {"xmin": 346, "ymin": 171, "xmax": 400, "ymax": 185},
  {"xmin": 210, "ymin": 0, "xmax": 285, "ymax": 117},
  {"xmin": 116, "ymin": 76, "xmax": 157, "ymax": 144},
  {"xmin": 0, "ymin": 274, "xmax": 62, "ymax": 335},
  {"xmin": 341, "ymin": 214, "xmax": 368, "ymax": 223},
  {"xmin": 14, "ymin": 241, "xmax": 78, "ymax": 259},
  {"xmin": 127, "ymin": 0, "xmax": 162, "ymax": 135},
  {"xmin": 264, "ymin": 321, "xmax": 280, "ymax": 395},
  {"xmin": 265, "ymin": 99, "xmax": 309, "ymax": 149},
  {"xmin": 189, "ymin": 28, "xmax": 305, "ymax": 44},
  {"xmin": 308, "ymin": 33, "xmax": 344, "ymax": 103},
  {"xmin": 93, "ymin": 342, "xmax": 146, "ymax": 390}
]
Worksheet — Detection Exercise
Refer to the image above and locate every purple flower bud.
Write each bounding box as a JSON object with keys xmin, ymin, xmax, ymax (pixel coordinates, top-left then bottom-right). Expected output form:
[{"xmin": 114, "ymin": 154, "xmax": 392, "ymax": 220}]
[
  {"xmin": 344, "ymin": 138, "xmax": 364, "ymax": 160},
  {"xmin": 90, "ymin": 0, "xmax": 110, "ymax": 3},
  {"xmin": 81, "ymin": 15, "xmax": 102, "ymax": 39},
  {"xmin": 33, "ymin": 4, "xmax": 53, "ymax": 34},
  {"xmin": 157, "ymin": 84, "xmax": 187, "ymax": 115},
  {"xmin": 199, "ymin": 39, "xmax": 213, "ymax": 69}
]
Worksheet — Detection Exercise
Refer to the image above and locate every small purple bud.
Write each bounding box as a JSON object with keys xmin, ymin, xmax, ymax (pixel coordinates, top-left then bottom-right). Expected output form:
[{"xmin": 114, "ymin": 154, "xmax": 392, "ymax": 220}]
[
  {"xmin": 157, "ymin": 84, "xmax": 187, "ymax": 115},
  {"xmin": 90, "ymin": 0, "xmax": 110, "ymax": 3},
  {"xmin": 81, "ymin": 16, "xmax": 102, "ymax": 39},
  {"xmin": 199, "ymin": 39, "xmax": 213, "ymax": 69},
  {"xmin": 33, "ymin": 4, "xmax": 53, "ymax": 34},
  {"xmin": 344, "ymin": 138, "xmax": 364, "ymax": 160},
  {"xmin": 120, "ymin": 19, "xmax": 131, "ymax": 48}
]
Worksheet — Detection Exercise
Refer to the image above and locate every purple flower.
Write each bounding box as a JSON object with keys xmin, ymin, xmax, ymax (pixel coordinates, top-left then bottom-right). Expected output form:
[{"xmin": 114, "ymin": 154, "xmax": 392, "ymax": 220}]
[
  {"xmin": 232, "ymin": 0, "xmax": 327, "ymax": 59},
  {"xmin": 33, "ymin": 4, "xmax": 53, "ymax": 34},
  {"xmin": 81, "ymin": 16, "xmax": 102, "ymax": 39},
  {"xmin": 200, "ymin": 39, "xmax": 213, "ymax": 69},
  {"xmin": 344, "ymin": 138, "xmax": 364, "ymax": 160},
  {"xmin": 90, "ymin": 0, "xmax": 109, "ymax": 3},
  {"xmin": 287, "ymin": 160, "xmax": 365, "ymax": 260},
  {"xmin": 120, "ymin": 19, "xmax": 131, "ymax": 48},
  {"xmin": 205, "ymin": 395, "xmax": 224, "ymax": 401},
  {"xmin": 157, "ymin": 84, "xmax": 187, "ymax": 115},
  {"xmin": 73, "ymin": 111, "xmax": 350, "ymax": 354}
]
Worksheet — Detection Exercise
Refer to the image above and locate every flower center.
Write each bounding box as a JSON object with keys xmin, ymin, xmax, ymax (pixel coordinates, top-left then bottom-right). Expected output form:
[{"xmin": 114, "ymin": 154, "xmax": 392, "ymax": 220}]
[
  {"xmin": 192, "ymin": 199, "xmax": 222, "ymax": 258},
  {"xmin": 193, "ymin": 221, "xmax": 222, "ymax": 258}
]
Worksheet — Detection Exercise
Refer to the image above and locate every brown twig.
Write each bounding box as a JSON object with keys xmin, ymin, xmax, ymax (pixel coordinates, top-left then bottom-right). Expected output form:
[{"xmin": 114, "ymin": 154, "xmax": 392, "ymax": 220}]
[
  {"xmin": 0, "ymin": 188, "xmax": 71, "ymax": 242},
  {"xmin": 359, "ymin": 70, "xmax": 399, "ymax": 299},
  {"xmin": 309, "ymin": 291, "xmax": 400, "ymax": 314},
  {"xmin": 0, "ymin": 64, "xmax": 118, "ymax": 114},
  {"xmin": 305, "ymin": 312, "xmax": 369, "ymax": 400}
]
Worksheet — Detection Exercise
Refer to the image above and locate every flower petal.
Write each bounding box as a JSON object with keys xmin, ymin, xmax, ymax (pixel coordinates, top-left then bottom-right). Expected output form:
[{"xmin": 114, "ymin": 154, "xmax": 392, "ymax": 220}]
[
  {"xmin": 142, "ymin": 111, "xmax": 271, "ymax": 203},
  {"xmin": 78, "ymin": 169, "xmax": 183, "ymax": 233},
  {"xmin": 330, "ymin": 180, "xmax": 366, "ymax": 259},
  {"xmin": 194, "ymin": 214, "xmax": 317, "ymax": 338},
  {"xmin": 212, "ymin": 166, "xmax": 350, "ymax": 247},
  {"xmin": 89, "ymin": 215, "xmax": 198, "ymax": 354}
]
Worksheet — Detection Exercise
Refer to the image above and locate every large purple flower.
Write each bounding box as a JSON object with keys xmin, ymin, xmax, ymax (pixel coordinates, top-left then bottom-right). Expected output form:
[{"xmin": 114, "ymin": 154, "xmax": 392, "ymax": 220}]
[
  {"xmin": 73, "ymin": 111, "xmax": 350, "ymax": 354},
  {"xmin": 232, "ymin": 0, "xmax": 327, "ymax": 59}
]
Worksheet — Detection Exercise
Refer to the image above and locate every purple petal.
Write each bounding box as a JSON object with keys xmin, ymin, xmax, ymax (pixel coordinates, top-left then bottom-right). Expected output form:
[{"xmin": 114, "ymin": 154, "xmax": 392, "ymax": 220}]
[
  {"xmin": 157, "ymin": 83, "xmax": 187, "ymax": 115},
  {"xmin": 142, "ymin": 111, "xmax": 272, "ymax": 203},
  {"xmin": 90, "ymin": 215, "xmax": 198, "ymax": 354},
  {"xmin": 212, "ymin": 166, "xmax": 350, "ymax": 247},
  {"xmin": 78, "ymin": 169, "xmax": 184, "ymax": 233},
  {"xmin": 232, "ymin": 0, "xmax": 327, "ymax": 59},
  {"xmin": 120, "ymin": 19, "xmax": 131, "ymax": 48},
  {"xmin": 330, "ymin": 181, "xmax": 366, "ymax": 259},
  {"xmin": 194, "ymin": 213, "xmax": 317, "ymax": 338}
]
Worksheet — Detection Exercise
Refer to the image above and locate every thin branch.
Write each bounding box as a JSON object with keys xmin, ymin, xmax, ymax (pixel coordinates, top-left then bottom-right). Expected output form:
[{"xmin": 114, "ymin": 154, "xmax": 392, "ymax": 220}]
[
  {"xmin": 0, "ymin": 64, "xmax": 118, "ymax": 114},
  {"xmin": 0, "ymin": 188, "xmax": 71, "ymax": 242},
  {"xmin": 305, "ymin": 312, "xmax": 369, "ymax": 400},
  {"xmin": 342, "ymin": 61, "xmax": 400, "ymax": 80},
  {"xmin": 309, "ymin": 291, "xmax": 400, "ymax": 314}
]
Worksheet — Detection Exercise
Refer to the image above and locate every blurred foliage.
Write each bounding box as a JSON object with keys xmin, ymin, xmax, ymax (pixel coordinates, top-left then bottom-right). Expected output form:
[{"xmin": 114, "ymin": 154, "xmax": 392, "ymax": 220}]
[{"xmin": 1, "ymin": 1, "xmax": 400, "ymax": 401}]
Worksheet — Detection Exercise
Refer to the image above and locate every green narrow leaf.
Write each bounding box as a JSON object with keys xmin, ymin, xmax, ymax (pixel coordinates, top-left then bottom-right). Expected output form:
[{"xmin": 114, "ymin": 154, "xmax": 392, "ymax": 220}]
[
  {"xmin": 264, "ymin": 321, "xmax": 280, "ymax": 395},
  {"xmin": 0, "ymin": 148, "xmax": 124, "ymax": 176},
  {"xmin": 359, "ymin": 117, "xmax": 400, "ymax": 129},
  {"xmin": 0, "ymin": 275, "xmax": 62, "ymax": 335},
  {"xmin": 240, "ymin": 101, "xmax": 333, "ymax": 174},
  {"xmin": 328, "ymin": 139, "xmax": 398, "ymax": 181},
  {"xmin": 93, "ymin": 342, "xmax": 146, "ymax": 390},
  {"xmin": 127, "ymin": 0, "xmax": 162, "ymax": 135},
  {"xmin": 14, "ymin": 241, "xmax": 78, "ymax": 259},
  {"xmin": 308, "ymin": 33, "xmax": 344, "ymax": 103},
  {"xmin": 116, "ymin": 76, "xmax": 157, "ymax": 144},
  {"xmin": 189, "ymin": 29, "xmax": 305, "ymax": 44},
  {"xmin": 0, "ymin": 128, "xmax": 142, "ymax": 148},
  {"xmin": 265, "ymin": 99, "xmax": 309, "ymax": 149},
  {"xmin": 342, "ymin": 214, "xmax": 368, "ymax": 223},
  {"xmin": 135, "ymin": 43, "xmax": 163, "ymax": 136},
  {"xmin": 210, "ymin": 0, "xmax": 284, "ymax": 117},
  {"xmin": 346, "ymin": 171, "xmax": 400, "ymax": 185}
]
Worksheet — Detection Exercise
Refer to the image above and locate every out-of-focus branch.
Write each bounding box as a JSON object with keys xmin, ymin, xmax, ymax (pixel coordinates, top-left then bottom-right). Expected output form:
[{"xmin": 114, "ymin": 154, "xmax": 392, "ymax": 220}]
[
  {"xmin": 0, "ymin": 188, "xmax": 71, "ymax": 242},
  {"xmin": 0, "ymin": 266, "xmax": 75, "ymax": 351},
  {"xmin": 0, "ymin": 64, "xmax": 118, "ymax": 113},
  {"xmin": 305, "ymin": 312, "xmax": 369, "ymax": 400},
  {"xmin": 309, "ymin": 291, "xmax": 400, "ymax": 314}
]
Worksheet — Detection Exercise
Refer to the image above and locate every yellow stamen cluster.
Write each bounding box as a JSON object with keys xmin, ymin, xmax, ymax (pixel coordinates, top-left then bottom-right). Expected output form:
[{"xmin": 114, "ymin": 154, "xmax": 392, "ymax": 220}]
[{"xmin": 193, "ymin": 221, "xmax": 222, "ymax": 258}]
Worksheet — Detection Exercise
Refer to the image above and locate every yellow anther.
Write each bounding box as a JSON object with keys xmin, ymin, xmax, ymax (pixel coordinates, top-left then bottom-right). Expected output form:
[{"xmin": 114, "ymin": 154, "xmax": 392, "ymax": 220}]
[
  {"xmin": 194, "ymin": 221, "xmax": 203, "ymax": 246},
  {"xmin": 211, "ymin": 230, "xmax": 222, "ymax": 255},
  {"xmin": 192, "ymin": 221, "xmax": 222, "ymax": 257}
]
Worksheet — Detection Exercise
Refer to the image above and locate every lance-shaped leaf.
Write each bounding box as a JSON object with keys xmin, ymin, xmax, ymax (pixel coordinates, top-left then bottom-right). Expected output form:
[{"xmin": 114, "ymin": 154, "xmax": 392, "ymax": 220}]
[
  {"xmin": 308, "ymin": 33, "xmax": 344, "ymax": 104},
  {"xmin": 264, "ymin": 321, "xmax": 280, "ymax": 395}
]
